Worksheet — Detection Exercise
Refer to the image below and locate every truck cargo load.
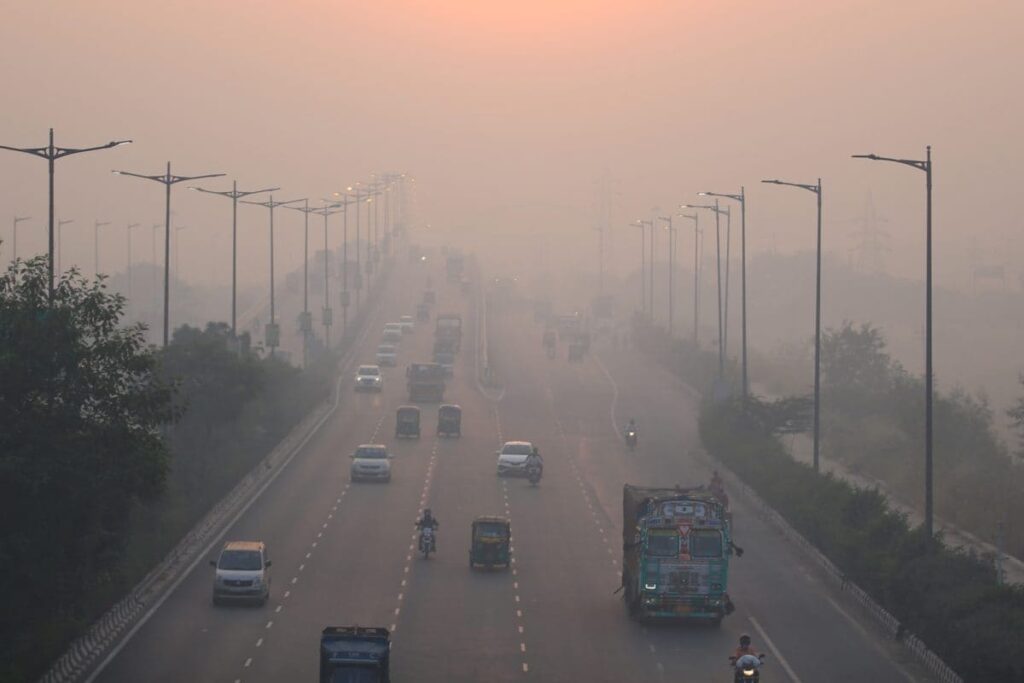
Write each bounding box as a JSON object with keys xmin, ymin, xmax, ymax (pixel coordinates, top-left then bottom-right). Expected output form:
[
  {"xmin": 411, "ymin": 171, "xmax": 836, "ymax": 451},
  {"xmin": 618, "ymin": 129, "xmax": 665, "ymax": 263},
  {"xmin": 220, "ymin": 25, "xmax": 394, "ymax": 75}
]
[
  {"xmin": 406, "ymin": 362, "xmax": 446, "ymax": 402},
  {"xmin": 621, "ymin": 484, "xmax": 737, "ymax": 623},
  {"xmin": 319, "ymin": 626, "xmax": 390, "ymax": 683},
  {"xmin": 434, "ymin": 313, "xmax": 463, "ymax": 352}
]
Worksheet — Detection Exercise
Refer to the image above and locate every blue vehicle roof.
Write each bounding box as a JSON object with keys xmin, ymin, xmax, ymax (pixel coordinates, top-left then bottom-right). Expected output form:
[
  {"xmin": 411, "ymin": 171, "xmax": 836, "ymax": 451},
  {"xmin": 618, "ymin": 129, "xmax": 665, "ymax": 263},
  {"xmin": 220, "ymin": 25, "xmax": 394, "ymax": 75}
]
[{"xmin": 321, "ymin": 627, "xmax": 389, "ymax": 663}]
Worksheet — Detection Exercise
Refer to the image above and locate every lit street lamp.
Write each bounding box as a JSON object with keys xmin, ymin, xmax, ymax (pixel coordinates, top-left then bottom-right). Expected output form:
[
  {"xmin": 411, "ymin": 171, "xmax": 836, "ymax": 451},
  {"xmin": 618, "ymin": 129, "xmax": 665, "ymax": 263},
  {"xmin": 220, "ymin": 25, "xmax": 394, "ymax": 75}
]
[
  {"xmin": 762, "ymin": 178, "xmax": 823, "ymax": 472},
  {"xmin": 113, "ymin": 163, "xmax": 225, "ymax": 347},
  {"xmin": 0, "ymin": 129, "xmax": 131, "ymax": 299},
  {"xmin": 853, "ymin": 146, "xmax": 935, "ymax": 539},
  {"xmin": 94, "ymin": 219, "xmax": 111, "ymax": 277},
  {"xmin": 190, "ymin": 181, "xmax": 278, "ymax": 336},
  {"xmin": 11, "ymin": 216, "xmax": 30, "ymax": 262},
  {"xmin": 241, "ymin": 196, "xmax": 304, "ymax": 358},
  {"xmin": 700, "ymin": 189, "xmax": 748, "ymax": 397}
]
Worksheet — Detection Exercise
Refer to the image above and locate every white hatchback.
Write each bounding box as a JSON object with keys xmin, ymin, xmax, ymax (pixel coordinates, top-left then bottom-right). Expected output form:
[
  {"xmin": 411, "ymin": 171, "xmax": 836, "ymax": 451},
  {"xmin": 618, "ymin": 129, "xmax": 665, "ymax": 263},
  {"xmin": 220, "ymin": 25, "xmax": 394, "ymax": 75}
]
[
  {"xmin": 351, "ymin": 444, "xmax": 392, "ymax": 482},
  {"xmin": 382, "ymin": 323, "xmax": 403, "ymax": 342},
  {"xmin": 354, "ymin": 364, "xmax": 383, "ymax": 392}
]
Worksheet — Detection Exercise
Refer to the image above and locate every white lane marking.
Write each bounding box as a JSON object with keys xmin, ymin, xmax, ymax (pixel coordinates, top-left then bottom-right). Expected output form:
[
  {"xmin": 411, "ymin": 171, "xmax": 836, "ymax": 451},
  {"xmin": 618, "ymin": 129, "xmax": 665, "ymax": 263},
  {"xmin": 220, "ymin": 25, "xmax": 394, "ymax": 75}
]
[
  {"xmin": 749, "ymin": 616, "xmax": 803, "ymax": 683},
  {"xmin": 244, "ymin": 657, "xmax": 252, "ymax": 668},
  {"xmin": 255, "ymin": 637, "xmax": 263, "ymax": 648},
  {"xmin": 283, "ymin": 590, "xmax": 290, "ymax": 598},
  {"xmin": 275, "ymin": 605, "xmax": 282, "ymax": 613},
  {"xmin": 265, "ymin": 621, "xmax": 273, "ymax": 630},
  {"xmin": 520, "ymin": 643, "xmax": 526, "ymax": 652},
  {"xmin": 522, "ymin": 663, "xmax": 529, "ymax": 673},
  {"xmin": 290, "ymin": 577, "xmax": 298, "ymax": 585}
]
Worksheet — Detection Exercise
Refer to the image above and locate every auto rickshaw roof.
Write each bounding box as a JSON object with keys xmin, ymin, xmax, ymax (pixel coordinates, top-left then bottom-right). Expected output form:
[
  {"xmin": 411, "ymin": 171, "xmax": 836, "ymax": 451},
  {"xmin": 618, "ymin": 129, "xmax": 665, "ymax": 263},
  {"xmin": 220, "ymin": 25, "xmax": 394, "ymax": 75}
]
[
  {"xmin": 473, "ymin": 515, "xmax": 510, "ymax": 526},
  {"xmin": 439, "ymin": 404, "xmax": 462, "ymax": 412},
  {"xmin": 397, "ymin": 405, "xmax": 421, "ymax": 414}
]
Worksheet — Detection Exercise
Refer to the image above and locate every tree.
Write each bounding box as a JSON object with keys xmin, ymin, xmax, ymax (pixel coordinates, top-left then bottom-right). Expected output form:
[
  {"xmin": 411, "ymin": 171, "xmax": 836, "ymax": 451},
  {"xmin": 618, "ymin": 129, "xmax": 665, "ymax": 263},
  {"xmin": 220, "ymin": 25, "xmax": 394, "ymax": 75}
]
[
  {"xmin": 0, "ymin": 257, "xmax": 176, "ymax": 680},
  {"xmin": 1007, "ymin": 374, "xmax": 1024, "ymax": 461}
]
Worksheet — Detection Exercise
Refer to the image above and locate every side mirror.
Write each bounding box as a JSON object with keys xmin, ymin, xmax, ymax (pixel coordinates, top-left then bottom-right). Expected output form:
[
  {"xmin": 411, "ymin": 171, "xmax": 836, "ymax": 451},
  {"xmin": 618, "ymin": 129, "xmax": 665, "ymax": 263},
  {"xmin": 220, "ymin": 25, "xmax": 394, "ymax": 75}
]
[
  {"xmin": 209, "ymin": 560, "xmax": 217, "ymax": 567},
  {"xmin": 387, "ymin": 454, "xmax": 394, "ymax": 459},
  {"xmin": 264, "ymin": 560, "xmax": 272, "ymax": 568},
  {"xmin": 350, "ymin": 454, "xmax": 356, "ymax": 459}
]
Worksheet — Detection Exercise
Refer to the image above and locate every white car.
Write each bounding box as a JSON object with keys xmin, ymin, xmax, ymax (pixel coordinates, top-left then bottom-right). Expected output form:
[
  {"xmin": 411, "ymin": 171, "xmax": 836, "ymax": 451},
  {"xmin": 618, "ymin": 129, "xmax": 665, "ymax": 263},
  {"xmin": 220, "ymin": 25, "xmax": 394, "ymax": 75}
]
[
  {"xmin": 354, "ymin": 364, "xmax": 383, "ymax": 392},
  {"xmin": 399, "ymin": 315, "xmax": 415, "ymax": 334},
  {"xmin": 350, "ymin": 444, "xmax": 392, "ymax": 482},
  {"xmin": 376, "ymin": 343, "xmax": 397, "ymax": 366},
  {"xmin": 210, "ymin": 541, "xmax": 271, "ymax": 606},
  {"xmin": 382, "ymin": 323, "xmax": 403, "ymax": 342},
  {"xmin": 497, "ymin": 440, "xmax": 535, "ymax": 476}
]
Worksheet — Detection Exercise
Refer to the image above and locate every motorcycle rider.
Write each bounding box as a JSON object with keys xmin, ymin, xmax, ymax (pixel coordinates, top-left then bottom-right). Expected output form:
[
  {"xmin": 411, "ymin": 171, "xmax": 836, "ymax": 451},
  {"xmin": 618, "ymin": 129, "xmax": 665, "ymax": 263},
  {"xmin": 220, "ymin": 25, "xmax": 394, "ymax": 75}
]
[
  {"xmin": 525, "ymin": 446, "xmax": 544, "ymax": 478},
  {"xmin": 416, "ymin": 508, "xmax": 439, "ymax": 550},
  {"xmin": 730, "ymin": 633, "xmax": 763, "ymax": 680},
  {"xmin": 625, "ymin": 418, "xmax": 638, "ymax": 447}
]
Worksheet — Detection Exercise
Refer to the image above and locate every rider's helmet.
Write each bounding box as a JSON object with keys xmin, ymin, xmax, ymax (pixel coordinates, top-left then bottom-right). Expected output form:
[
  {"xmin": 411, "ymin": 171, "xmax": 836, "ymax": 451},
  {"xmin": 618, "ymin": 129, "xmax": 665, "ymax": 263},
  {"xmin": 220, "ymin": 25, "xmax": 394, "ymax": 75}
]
[
  {"xmin": 423, "ymin": 508, "xmax": 433, "ymax": 520},
  {"xmin": 739, "ymin": 634, "xmax": 751, "ymax": 647}
]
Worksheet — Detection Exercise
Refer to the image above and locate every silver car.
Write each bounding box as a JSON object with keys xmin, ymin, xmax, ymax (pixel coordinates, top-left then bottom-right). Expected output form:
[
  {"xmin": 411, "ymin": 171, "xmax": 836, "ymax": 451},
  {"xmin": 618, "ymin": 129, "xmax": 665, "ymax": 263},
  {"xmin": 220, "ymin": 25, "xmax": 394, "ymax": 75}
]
[
  {"xmin": 351, "ymin": 444, "xmax": 393, "ymax": 482},
  {"xmin": 210, "ymin": 541, "xmax": 271, "ymax": 606}
]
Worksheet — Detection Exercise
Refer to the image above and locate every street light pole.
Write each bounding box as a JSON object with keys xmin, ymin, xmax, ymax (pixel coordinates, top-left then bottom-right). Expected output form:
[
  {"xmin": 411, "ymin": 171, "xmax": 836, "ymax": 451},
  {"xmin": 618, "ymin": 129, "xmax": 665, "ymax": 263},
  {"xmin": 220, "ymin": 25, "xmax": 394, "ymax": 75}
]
[
  {"xmin": 241, "ymin": 196, "xmax": 304, "ymax": 358},
  {"xmin": 94, "ymin": 220, "xmax": 111, "ymax": 277},
  {"xmin": 762, "ymin": 178, "xmax": 823, "ymax": 471},
  {"xmin": 658, "ymin": 216, "xmax": 675, "ymax": 337},
  {"xmin": 682, "ymin": 202, "xmax": 731, "ymax": 381},
  {"xmin": 190, "ymin": 181, "xmax": 278, "ymax": 337},
  {"xmin": 630, "ymin": 221, "xmax": 647, "ymax": 315},
  {"xmin": 700, "ymin": 189, "xmax": 749, "ymax": 397},
  {"xmin": 57, "ymin": 219, "xmax": 74, "ymax": 276},
  {"xmin": 285, "ymin": 199, "xmax": 319, "ymax": 368},
  {"xmin": 113, "ymin": 163, "xmax": 225, "ymax": 347},
  {"xmin": 0, "ymin": 129, "xmax": 131, "ymax": 299},
  {"xmin": 11, "ymin": 216, "xmax": 31, "ymax": 262},
  {"xmin": 678, "ymin": 213, "xmax": 700, "ymax": 345},
  {"xmin": 328, "ymin": 194, "xmax": 358, "ymax": 340},
  {"xmin": 853, "ymin": 147, "xmax": 934, "ymax": 539},
  {"xmin": 311, "ymin": 204, "xmax": 341, "ymax": 349},
  {"xmin": 126, "ymin": 222, "xmax": 139, "ymax": 312}
]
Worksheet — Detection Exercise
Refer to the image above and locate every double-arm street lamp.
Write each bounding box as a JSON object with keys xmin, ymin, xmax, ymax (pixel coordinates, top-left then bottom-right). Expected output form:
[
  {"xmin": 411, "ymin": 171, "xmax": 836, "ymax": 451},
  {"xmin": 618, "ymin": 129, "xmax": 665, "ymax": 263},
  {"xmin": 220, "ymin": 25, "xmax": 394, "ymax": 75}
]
[
  {"xmin": 190, "ymin": 181, "xmax": 278, "ymax": 336},
  {"xmin": 0, "ymin": 129, "xmax": 131, "ymax": 299},
  {"xmin": 113, "ymin": 163, "xmax": 225, "ymax": 347},
  {"xmin": 762, "ymin": 178, "xmax": 823, "ymax": 472},
  {"xmin": 853, "ymin": 147, "xmax": 935, "ymax": 539},
  {"xmin": 677, "ymin": 213, "xmax": 700, "ymax": 345},
  {"xmin": 241, "ymin": 196, "xmax": 305, "ymax": 358},
  {"xmin": 681, "ymin": 202, "xmax": 730, "ymax": 381},
  {"xmin": 11, "ymin": 216, "xmax": 31, "ymax": 262},
  {"xmin": 700, "ymin": 189, "xmax": 748, "ymax": 397}
]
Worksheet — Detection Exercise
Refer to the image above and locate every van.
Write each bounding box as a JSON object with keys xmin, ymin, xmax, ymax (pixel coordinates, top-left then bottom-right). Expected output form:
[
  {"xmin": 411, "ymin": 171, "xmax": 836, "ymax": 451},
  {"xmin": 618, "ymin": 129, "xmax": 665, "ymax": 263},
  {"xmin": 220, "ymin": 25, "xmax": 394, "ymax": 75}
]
[{"xmin": 210, "ymin": 541, "xmax": 271, "ymax": 606}]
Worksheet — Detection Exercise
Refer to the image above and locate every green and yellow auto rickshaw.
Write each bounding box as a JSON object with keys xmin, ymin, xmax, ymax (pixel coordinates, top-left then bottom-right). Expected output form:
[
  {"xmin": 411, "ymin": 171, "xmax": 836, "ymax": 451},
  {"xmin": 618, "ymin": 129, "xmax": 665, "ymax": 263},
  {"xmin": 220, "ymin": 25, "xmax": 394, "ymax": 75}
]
[
  {"xmin": 395, "ymin": 405, "xmax": 421, "ymax": 439},
  {"xmin": 469, "ymin": 516, "xmax": 511, "ymax": 569}
]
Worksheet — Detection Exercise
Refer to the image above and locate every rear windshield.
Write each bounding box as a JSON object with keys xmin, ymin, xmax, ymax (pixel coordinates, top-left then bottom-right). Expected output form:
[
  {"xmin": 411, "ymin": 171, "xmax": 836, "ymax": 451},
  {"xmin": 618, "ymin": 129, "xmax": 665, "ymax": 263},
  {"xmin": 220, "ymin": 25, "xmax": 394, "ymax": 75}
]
[
  {"xmin": 358, "ymin": 366, "xmax": 379, "ymax": 376},
  {"xmin": 502, "ymin": 444, "xmax": 532, "ymax": 455},
  {"xmin": 218, "ymin": 549, "xmax": 262, "ymax": 570},
  {"xmin": 355, "ymin": 448, "xmax": 387, "ymax": 459},
  {"xmin": 377, "ymin": 346, "xmax": 395, "ymax": 353},
  {"xmin": 477, "ymin": 524, "xmax": 507, "ymax": 537}
]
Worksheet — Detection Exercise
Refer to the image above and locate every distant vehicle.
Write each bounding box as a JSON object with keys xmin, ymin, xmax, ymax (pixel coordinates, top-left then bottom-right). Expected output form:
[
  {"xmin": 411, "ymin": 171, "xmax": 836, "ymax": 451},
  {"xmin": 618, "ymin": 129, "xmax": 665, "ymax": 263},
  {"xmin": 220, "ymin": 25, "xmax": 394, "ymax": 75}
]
[
  {"xmin": 434, "ymin": 313, "xmax": 463, "ymax": 352},
  {"xmin": 621, "ymin": 485, "xmax": 737, "ymax": 624},
  {"xmin": 395, "ymin": 405, "xmax": 421, "ymax": 439},
  {"xmin": 433, "ymin": 337, "xmax": 457, "ymax": 375},
  {"xmin": 210, "ymin": 541, "xmax": 271, "ymax": 606},
  {"xmin": 406, "ymin": 362, "xmax": 445, "ymax": 402},
  {"xmin": 355, "ymin": 365, "xmax": 383, "ymax": 392},
  {"xmin": 446, "ymin": 251, "xmax": 464, "ymax": 282},
  {"xmin": 399, "ymin": 315, "xmax": 415, "ymax": 333},
  {"xmin": 423, "ymin": 290, "xmax": 436, "ymax": 305},
  {"xmin": 350, "ymin": 444, "xmax": 392, "ymax": 483},
  {"xmin": 437, "ymin": 404, "xmax": 462, "ymax": 437},
  {"xmin": 416, "ymin": 303, "xmax": 430, "ymax": 322},
  {"xmin": 382, "ymin": 323, "xmax": 403, "ymax": 342},
  {"xmin": 469, "ymin": 516, "xmax": 511, "ymax": 569},
  {"xmin": 319, "ymin": 626, "xmax": 391, "ymax": 683},
  {"xmin": 496, "ymin": 440, "xmax": 534, "ymax": 476},
  {"xmin": 376, "ymin": 344, "xmax": 397, "ymax": 367},
  {"xmin": 555, "ymin": 313, "xmax": 583, "ymax": 341}
]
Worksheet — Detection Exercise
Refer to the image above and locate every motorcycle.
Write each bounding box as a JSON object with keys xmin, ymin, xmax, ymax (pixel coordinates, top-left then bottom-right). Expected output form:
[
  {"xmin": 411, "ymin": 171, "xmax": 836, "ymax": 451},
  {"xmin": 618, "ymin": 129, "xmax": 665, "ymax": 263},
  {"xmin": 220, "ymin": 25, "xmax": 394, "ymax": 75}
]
[
  {"xmin": 526, "ymin": 464, "xmax": 542, "ymax": 486},
  {"xmin": 625, "ymin": 429, "xmax": 637, "ymax": 451},
  {"xmin": 729, "ymin": 653, "xmax": 765, "ymax": 682},
  {"xmin": 418, "ymin": 526, "xmax": 436, "ymax": 559}
]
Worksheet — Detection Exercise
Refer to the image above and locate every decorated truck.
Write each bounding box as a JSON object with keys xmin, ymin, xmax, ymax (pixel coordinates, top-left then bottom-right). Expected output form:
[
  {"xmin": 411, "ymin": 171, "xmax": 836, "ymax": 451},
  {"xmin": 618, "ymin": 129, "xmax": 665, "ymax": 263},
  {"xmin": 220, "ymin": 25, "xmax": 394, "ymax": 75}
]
[{"xmin": 621, "ymin": 485, "xmax": 738, "ymax": 624}]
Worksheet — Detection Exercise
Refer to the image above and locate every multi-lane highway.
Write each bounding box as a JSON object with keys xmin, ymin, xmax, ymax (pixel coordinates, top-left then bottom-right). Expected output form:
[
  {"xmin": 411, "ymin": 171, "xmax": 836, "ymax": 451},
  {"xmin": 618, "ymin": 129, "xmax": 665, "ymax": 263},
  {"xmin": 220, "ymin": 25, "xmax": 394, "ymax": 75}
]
[{"xmin": 94, "ymin": 257, "xmax": 926, "ymax": 682}]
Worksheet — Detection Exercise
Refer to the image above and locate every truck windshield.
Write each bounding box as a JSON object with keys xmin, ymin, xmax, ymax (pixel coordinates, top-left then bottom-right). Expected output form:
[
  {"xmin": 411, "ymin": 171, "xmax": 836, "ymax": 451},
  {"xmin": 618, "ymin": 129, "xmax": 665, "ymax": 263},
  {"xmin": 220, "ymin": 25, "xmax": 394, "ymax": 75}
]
[
  {"xmin": 646, "ymin": 530, "xmax": 679, "ymax": 557},
  {"xmin": 689, "ymin": 529, "xmax": 723, "ymax": 558}
]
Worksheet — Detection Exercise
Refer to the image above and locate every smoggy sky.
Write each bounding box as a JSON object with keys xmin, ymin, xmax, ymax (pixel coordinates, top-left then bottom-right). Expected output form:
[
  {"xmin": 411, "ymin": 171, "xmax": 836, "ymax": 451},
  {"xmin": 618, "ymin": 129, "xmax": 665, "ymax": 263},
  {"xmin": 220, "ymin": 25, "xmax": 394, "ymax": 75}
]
[{"xmin": 2, "ymin": 0, "xmax": 1022, "ymax": 288}]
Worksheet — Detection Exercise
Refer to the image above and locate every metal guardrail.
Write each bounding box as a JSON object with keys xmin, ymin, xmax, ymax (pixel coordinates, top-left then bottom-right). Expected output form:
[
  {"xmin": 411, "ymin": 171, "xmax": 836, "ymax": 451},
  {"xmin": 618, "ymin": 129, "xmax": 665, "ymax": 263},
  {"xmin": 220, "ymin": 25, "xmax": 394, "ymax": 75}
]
[
  {"xmin": 695, "ymin": 448, "xmax": 964, "ymax": 683},
  {"xmin": 39, "ymin": 271, "xmax": 393, "ymax": 683}
]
